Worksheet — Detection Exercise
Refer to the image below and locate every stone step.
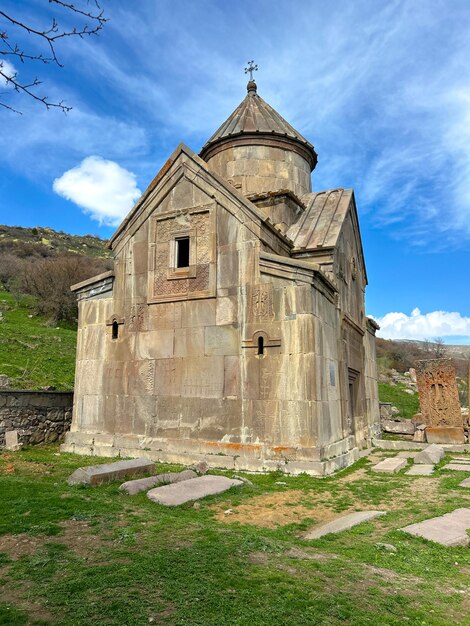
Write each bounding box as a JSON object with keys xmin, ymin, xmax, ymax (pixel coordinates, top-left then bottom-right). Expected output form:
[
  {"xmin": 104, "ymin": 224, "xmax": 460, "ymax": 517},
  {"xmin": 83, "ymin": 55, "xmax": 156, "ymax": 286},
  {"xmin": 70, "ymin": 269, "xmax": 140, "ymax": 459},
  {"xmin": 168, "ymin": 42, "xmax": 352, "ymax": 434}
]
[
  {"xmin": 442, "ymin": 463, "xmax": 470, "ymax": 472},
  {"xmin": 147, "ymin": 475, "xmax": 243, "ymax": 506},
  {"xmin": 372, "ymin": 458, "xmax": 407, "ymax": 473},
  {"xmin": 401, "ymin": 508, "xmax": 470, "ymax": 547},
  {"xmin": 67, "ymin": 458, "xmax": 155, "ymax": 486},
  {"xmin": 405, "ymin": 464, "xmax": 434, "ymax": 476},
  {"xmin": 397, "ymin": 451, "xmax": 419, "ymax": 459},
  {"xmin": 304, "ymin": 511, "xmax": 386, "ymax": 539}
]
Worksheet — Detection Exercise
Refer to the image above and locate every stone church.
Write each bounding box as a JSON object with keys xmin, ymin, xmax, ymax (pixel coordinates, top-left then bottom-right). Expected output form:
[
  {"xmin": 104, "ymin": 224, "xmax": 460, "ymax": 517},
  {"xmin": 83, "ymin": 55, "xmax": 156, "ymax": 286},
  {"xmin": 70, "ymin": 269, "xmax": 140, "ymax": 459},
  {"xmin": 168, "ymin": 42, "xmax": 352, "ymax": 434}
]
[{"xmin": 62, "ymin": 76, "xmax": 380, "ymax": 475}]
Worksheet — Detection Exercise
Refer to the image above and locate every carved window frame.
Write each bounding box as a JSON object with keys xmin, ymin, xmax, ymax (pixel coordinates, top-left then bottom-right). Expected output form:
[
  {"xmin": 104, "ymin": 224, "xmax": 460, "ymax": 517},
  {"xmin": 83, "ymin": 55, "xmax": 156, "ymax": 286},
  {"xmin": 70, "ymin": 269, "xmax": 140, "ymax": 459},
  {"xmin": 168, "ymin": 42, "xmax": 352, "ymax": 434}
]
[
  {"xmin": 167, "ymin": 228, "xmax": 197, "ymax": 280},
  {"xmin": 148, "ymin": 203, "xmax": 216, "ymax": 304}
]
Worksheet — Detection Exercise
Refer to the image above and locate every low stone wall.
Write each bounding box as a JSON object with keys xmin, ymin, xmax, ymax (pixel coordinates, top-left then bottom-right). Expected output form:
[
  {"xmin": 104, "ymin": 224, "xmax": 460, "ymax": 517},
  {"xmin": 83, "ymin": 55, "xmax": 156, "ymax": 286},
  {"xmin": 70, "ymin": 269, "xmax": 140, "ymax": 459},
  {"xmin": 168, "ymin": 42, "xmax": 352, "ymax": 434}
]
[{"xmin": 0, "ymin": 391, "xmax": 73, "ymax": 448}]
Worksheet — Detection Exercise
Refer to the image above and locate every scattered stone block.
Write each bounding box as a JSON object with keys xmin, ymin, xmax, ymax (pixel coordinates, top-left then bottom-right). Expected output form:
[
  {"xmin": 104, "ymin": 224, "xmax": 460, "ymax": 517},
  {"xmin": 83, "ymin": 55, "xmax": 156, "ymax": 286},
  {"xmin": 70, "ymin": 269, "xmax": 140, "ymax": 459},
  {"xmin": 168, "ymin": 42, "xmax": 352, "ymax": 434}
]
[
  {"xmin": 405, "ymin": 464, "xmax": 434, "ymax": 476},
  {"xmin": 233, "ymin": 474, "xmax": 254, "ymax": 486},
  {"xmin": 413, "ymin": 429, "xmax": 427, "ymax": 443},
  {"xmin": 401, "ymin": 508, "xmax": 470, "ymax": 547},
  {"xmin": 375, "ymin": 542, "xmax": 397, "ymax": 553},
  {"xmin": 119, "ymin": 470, "xmax": 197, "ymax": 495},
  {"xmin": 68, "ymin": 458, "xmax": 155, "ymax": 486},
  {"xmin": 304, "ymin": 511, "xmax": 386, "ymax": 539},
  {"xmin": 382, "ymin": 420, "xmax": 415, "ymax": 435},
  {"xmin": 372, "ymin": 458, "xmax": 407, "ymax": 473},
  {"xmin": 414, "ymin": 444, "xmax": 444, "ymax": 465},
  {"xmin": 397, "ymin": 451, "xmax": 419, "ymax": 459},
  {"xmin": 442, "ymin": 463, "xmax": 470, "ymax": 472},
  {"xmin": 147, "ymin": 475, "xmax": 243, "ymax": 506},
  {"xmin": 426, "ymin": 427, "xmax": 465, "ymax": 445},
  {"xmin": 459, "ymin": 478, "xmax": 470, "ymax": 488},
  {"xmin": 191, "ymin": 460, "xmax": 209, "ymax": 475},
  {"xmin": 5, "ymin": 430, "xmax": 21, "ymax": 451}
]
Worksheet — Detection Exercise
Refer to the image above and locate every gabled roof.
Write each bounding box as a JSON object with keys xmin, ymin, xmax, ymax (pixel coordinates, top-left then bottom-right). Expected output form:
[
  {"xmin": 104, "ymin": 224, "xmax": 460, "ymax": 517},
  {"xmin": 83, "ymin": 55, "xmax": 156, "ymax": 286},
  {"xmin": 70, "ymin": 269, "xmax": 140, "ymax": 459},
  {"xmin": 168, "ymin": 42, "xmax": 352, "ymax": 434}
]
[
  {"xmin": 287, "ymin": 189, "xmax": 353, "ymax": 250},
  {"xmin": 200, "ymin": 81, "xmax": 317, "ymax": 169},
  {"xmin": 107, "ymin": 143, "xmax": 293, "ymax": 252}
]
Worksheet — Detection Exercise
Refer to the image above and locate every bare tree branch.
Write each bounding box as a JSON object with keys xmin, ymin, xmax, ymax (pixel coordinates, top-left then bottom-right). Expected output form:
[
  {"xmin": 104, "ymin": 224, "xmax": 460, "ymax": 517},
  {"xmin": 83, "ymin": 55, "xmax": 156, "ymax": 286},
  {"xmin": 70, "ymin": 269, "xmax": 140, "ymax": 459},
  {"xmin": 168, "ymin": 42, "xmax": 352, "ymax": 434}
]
[{"xmin": 0, "ymin": 1, "xmax": 107, "ymax": 113}]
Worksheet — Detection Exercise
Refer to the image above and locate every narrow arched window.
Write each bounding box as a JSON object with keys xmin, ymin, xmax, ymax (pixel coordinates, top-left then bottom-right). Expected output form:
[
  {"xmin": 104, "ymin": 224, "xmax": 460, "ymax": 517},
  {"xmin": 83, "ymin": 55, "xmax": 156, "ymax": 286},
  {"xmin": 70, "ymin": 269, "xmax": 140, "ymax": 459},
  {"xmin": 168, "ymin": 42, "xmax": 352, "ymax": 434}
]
[
  {"xmin": 257, "ymin": 336, "xmax": 264, "ymax": 355},
  {"xmin": 112, "ymin": 320, "xmax": 119, "ymax": 340}
]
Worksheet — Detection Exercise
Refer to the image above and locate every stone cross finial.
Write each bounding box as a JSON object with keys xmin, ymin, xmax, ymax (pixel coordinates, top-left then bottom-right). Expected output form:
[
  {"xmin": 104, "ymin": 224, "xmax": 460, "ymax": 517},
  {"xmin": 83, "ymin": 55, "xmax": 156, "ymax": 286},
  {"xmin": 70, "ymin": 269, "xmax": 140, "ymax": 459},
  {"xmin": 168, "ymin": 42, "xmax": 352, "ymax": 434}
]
[{"xmin": 244, "ymin": 60, "xmax": 258, "ymax": 81}]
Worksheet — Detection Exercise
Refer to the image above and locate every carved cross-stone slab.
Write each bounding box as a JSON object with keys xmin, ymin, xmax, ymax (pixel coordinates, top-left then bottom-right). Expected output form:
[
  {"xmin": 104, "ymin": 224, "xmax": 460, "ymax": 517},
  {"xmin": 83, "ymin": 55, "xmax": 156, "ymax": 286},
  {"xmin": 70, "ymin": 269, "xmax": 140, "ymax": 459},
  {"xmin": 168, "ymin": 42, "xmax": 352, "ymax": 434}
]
[{"xmin": 416, "ymin": 359, "xmax": 461, "ymax": 427}]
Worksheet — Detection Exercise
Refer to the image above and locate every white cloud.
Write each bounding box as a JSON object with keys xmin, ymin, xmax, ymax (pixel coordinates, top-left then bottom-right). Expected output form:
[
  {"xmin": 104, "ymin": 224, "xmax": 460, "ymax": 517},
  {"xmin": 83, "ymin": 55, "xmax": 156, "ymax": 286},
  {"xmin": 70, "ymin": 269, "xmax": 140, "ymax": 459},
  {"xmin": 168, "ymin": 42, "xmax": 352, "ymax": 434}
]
[
  {"xmin": 53, "ymin": 156, "xmax": 142, "ymax": 226},
  {"xmin": 0, "ymin": 59, "xmax": 16, "ymax": 88},
  {"xmin": 374, "ymin": 308, "xmax": 470, "ymax": 341}
]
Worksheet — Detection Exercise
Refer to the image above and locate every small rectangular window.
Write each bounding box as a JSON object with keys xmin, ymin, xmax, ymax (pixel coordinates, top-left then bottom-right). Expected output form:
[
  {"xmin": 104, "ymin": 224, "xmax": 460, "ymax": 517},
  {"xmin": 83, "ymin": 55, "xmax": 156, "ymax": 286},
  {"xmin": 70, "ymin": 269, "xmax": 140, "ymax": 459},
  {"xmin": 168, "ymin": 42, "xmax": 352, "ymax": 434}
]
[{"xmin": 176, "ymin": 237, "xmax": 190, "ymax": 268}]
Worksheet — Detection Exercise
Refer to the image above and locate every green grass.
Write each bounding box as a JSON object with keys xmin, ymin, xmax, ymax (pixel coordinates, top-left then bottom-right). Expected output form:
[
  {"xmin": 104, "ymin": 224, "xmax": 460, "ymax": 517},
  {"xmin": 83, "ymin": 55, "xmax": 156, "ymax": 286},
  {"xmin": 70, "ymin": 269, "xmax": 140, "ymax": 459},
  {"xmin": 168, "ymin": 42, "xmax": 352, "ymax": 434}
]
[
  {"xmin": 0, "ymin": 290, "xmax": 76, "ymax": 389},
  {"xmin": 378, "ymin": 382, "xmax": 420, "ymax": 418},
  {"xmin": 1, "ymin": 446, "xmax": 470, "ymax": 625}
]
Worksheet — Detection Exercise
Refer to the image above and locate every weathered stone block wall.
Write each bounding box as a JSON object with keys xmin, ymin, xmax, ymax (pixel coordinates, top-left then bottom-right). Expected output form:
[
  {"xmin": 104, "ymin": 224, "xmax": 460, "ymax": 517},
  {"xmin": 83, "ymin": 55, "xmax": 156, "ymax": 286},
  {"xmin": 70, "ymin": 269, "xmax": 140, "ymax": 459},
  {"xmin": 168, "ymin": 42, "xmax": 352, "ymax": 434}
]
[
  {"xmin": 65, "ymin": 147, "xmax": 379, "ymax": 475},
  {"xmin": 206, "ymin": 144, "xmax": 312, "ymax": 199},
  {"xmin": 0, "ymin": 391, "xmax": 73, "ymax": 447},
  {"xmin": 362, "ymin": 321, "xmax": 381, "ymax": 443}
]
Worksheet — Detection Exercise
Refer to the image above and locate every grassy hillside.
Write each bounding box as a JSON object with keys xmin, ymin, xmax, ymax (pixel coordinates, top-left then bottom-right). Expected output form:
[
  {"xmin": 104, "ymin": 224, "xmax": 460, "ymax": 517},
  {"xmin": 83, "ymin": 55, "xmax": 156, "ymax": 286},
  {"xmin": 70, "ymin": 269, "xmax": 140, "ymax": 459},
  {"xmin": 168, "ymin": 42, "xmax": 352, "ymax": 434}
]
[
  {"xmin": 378, "ymin": 382, "xmax": 420, "ymax": 418},
  {"xmin": 0, "ymin": 290, "xmax": 76, "ymax": 390},
  {"xmin": 0, "ymin": 224, "xmax": 112, "ymax": 259}
]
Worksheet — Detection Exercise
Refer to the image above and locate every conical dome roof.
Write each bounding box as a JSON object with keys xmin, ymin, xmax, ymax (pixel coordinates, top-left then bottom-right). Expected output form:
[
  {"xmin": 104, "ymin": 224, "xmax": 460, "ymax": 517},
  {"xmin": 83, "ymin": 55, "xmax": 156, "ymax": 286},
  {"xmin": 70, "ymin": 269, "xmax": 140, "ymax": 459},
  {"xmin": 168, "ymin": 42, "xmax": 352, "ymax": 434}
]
[{"xmin": 200, "ymin": 81, "xmax": 317, "ymax": 170}]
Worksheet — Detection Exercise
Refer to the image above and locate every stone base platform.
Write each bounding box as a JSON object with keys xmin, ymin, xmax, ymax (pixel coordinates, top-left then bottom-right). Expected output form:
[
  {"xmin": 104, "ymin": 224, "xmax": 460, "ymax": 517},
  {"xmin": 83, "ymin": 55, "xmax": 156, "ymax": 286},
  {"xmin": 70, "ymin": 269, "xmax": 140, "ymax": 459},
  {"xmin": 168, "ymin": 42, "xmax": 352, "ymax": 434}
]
[
  {"xmin": 61, "ymin": 431, "xmax": 362, "ymax": 477},
  {"xmin": 372, "ymin": 439, "xmax": 470, "ymax": 453}
]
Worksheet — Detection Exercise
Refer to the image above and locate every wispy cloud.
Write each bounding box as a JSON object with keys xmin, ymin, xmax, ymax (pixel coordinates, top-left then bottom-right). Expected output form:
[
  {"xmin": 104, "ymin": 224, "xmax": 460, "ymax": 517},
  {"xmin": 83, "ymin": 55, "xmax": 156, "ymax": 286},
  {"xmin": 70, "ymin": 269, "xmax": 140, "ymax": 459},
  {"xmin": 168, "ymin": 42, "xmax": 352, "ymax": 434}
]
[
  {"xmin": 3, "ymin": 0, "xmax": 470, "ymax": 249},
  {"xmin": 375, "ymin": 308, "xmax": 470, "ymax": 341},
  {"xmin": 53, "ymin": 156, "xmax": 141, "ymax": 226},
  {"xmin": 0, "ymin": 100, "xmax": 148, "ymax": 179}
]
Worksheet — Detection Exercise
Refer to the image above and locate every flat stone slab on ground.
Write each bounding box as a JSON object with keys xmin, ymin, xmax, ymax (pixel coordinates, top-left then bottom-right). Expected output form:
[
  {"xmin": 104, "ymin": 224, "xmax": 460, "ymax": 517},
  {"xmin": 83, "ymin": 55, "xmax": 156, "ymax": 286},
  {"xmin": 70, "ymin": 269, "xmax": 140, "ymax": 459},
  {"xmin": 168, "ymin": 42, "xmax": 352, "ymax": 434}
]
[
  {"xmin": 449, "ymin": 458, "xmax": 470, "ymax": 464},
  {"xmin": 372, "ymin": 458, "xmax": 407, "ymax": 473},
  {"xmin": 415, "ymin": 444, "xmax": 444, "ymax": 465},
  {"xmin": 442, "ymin": 463, "xmax": 470, "ymax": 472},
  {"xmin": 120, "ymin": 470, "xmax": 197, "ymax": 495},
  {"xmin": 459, "ymin": 478, "xmax": 470, "ymax": 488},
  {"xmin": 397, "ymin": 451, "xmax": 419, "ymax": 459},
  {"xmin": 405, "ymin": 464, "xmax": 434, "ymax": 476},
  {"xmin": 401, "ymin": 508, "xmax": 470, "ymax": 547},
  {"xmin": 147, "ymin": 475, "xmax": 243, "ymax": 506},
  {"xmin": 68, "ymin": 458, "xmax": 155, "ymax": 486},
  {"xmin": 304, "ymin": 511, "xmax": 386, "ymax": 540}
]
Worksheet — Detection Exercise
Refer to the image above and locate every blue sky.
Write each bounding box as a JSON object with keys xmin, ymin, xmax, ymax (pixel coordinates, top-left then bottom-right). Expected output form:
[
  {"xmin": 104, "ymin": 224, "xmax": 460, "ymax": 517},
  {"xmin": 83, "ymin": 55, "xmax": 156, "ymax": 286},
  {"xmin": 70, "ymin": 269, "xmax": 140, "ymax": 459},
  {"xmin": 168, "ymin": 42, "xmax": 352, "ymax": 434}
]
[{"xmin": 1, "ymin": 0, "xmax": 469, "ymax": 342}]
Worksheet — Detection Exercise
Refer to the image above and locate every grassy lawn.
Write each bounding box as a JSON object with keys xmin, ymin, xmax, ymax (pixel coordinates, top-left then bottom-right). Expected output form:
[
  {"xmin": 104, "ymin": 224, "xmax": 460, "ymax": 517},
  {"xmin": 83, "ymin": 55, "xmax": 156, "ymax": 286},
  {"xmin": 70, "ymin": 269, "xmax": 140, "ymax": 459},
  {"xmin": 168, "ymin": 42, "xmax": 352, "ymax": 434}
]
[
  {"xmin": 0, "ymin": 290, "xmax": 76, "ymax": 390},
  {"xmin": 378, "ymin": 382, "xmax": 420, "ymax": 418},
  {"xmin": 1, "ymin": 446, "xmax": 470, "ymax": 625}
]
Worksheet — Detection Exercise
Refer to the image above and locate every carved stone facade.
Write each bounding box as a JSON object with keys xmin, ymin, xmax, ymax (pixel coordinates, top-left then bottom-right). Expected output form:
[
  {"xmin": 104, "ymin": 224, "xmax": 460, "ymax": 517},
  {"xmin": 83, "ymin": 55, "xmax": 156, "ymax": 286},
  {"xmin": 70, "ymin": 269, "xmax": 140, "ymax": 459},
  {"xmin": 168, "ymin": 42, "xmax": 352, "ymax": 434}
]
[
  {"xmin": 416, "ymin": 359, "xmax": 462, "ymax": 427},
  {"xmin": 62, "ymin": 81, "xmax": 379, "ymax": 475}
]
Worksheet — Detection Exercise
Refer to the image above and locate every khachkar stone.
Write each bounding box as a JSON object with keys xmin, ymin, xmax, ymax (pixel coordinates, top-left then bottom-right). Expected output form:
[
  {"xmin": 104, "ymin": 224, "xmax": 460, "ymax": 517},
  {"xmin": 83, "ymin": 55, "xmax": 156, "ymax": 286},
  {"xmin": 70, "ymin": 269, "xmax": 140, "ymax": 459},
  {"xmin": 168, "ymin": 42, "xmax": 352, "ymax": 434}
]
[{"xmin": 415, "ymin": 359, "xmax": 461, "ymax": 427}]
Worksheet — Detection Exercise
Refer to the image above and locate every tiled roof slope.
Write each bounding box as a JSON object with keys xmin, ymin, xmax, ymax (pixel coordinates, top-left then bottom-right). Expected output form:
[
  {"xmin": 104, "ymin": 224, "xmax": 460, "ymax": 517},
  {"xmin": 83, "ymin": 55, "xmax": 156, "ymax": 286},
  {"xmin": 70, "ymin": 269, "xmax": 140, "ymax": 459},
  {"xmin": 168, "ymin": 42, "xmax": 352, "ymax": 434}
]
[
  {"xmin": 200, "ymin": 82, "xmax": 315, "ymax": 155},
  {"xmin": 287, "ymin": 188, "xmax": 353, "ymax": 250}
]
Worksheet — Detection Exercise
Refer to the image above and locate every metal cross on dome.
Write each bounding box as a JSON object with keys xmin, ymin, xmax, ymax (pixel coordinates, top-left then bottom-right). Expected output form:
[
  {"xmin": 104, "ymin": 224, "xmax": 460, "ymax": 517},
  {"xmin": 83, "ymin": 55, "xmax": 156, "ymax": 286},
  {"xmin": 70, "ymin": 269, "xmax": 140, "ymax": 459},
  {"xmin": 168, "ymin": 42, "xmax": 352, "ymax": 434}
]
[{"xmin": 244, "ymin": 60, "xmax": 258, "ymax": 81}]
